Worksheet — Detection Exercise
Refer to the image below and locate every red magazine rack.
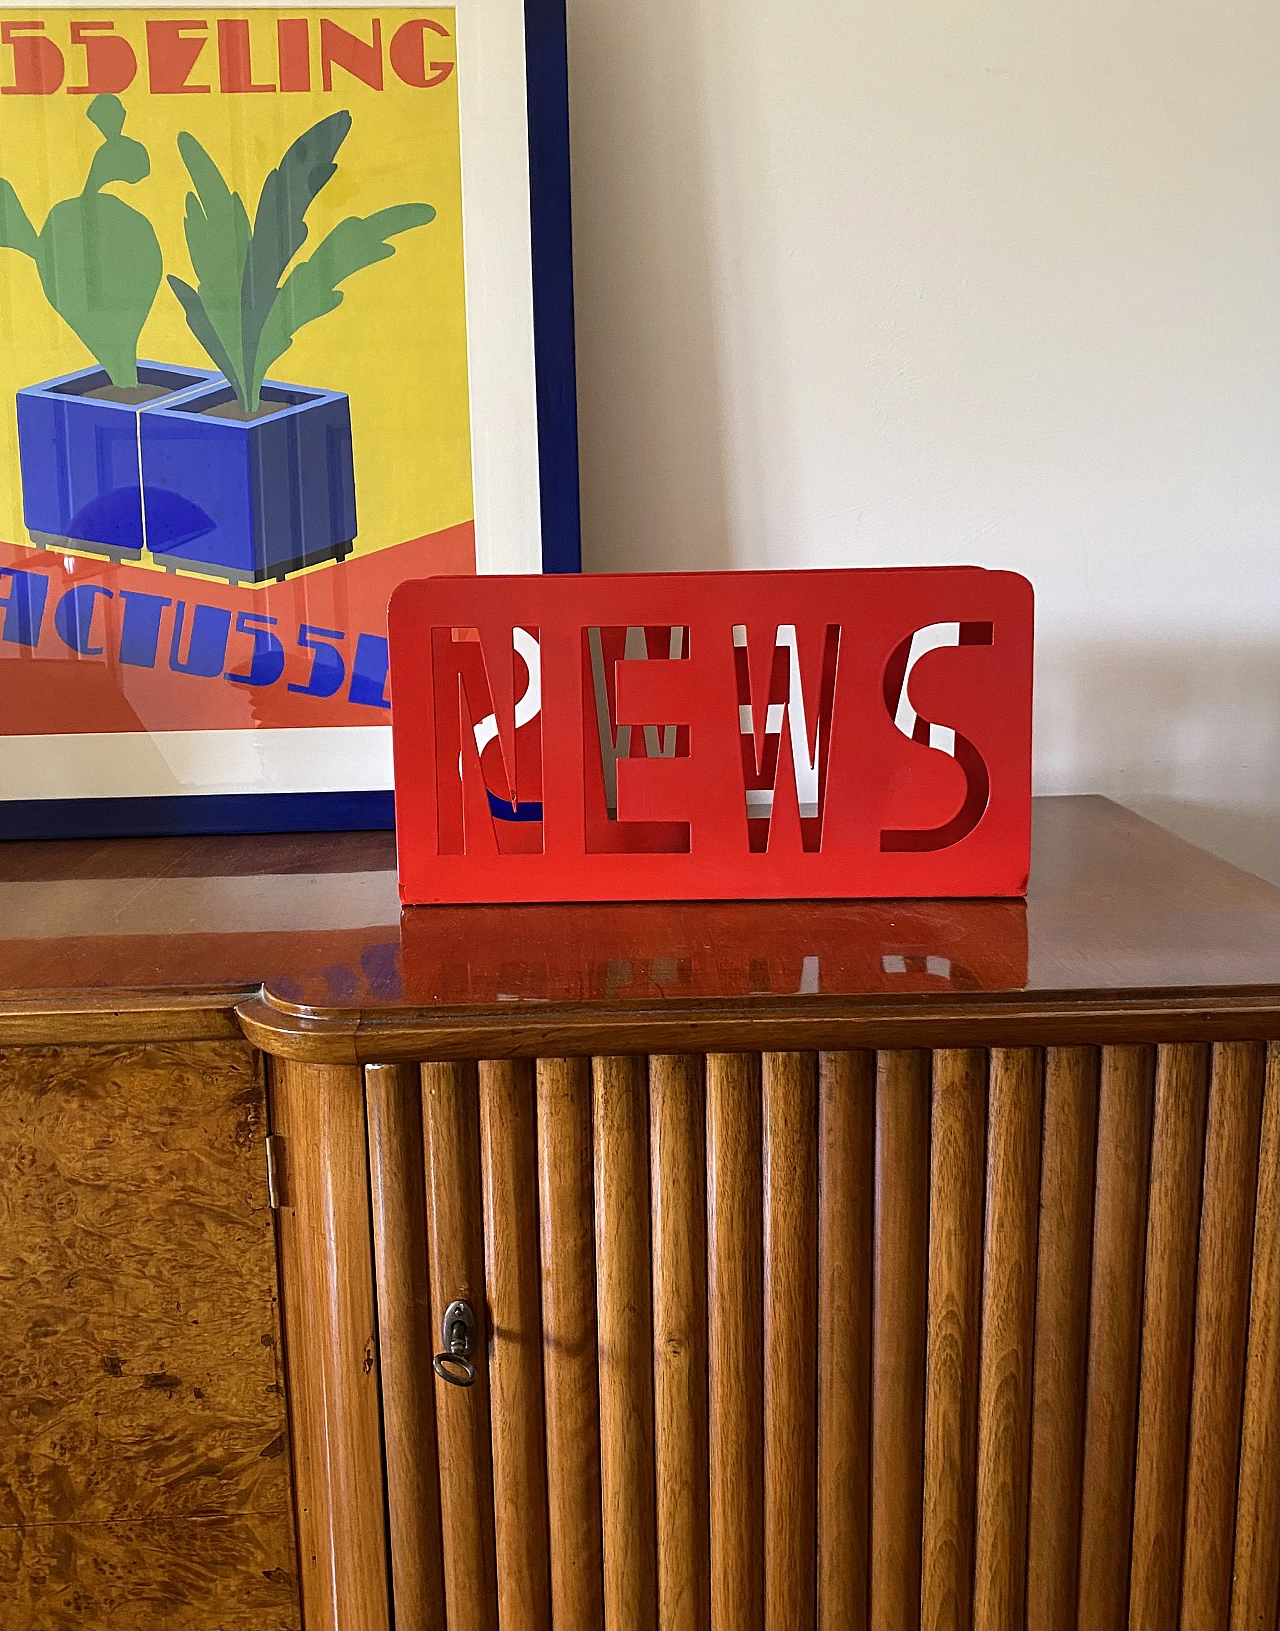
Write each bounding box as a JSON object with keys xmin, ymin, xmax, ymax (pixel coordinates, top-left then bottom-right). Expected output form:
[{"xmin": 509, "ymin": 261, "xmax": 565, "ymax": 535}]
[{"xmin": 387, "ymin": 567, "xmax": 1033, "ymax": 904}]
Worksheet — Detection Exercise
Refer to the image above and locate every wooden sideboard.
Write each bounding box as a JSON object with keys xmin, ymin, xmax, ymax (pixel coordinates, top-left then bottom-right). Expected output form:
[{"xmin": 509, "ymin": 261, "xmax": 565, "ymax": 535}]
[{"xmin": 1, "ymin": 797, "xmax": 1276, "ymax": 1631}]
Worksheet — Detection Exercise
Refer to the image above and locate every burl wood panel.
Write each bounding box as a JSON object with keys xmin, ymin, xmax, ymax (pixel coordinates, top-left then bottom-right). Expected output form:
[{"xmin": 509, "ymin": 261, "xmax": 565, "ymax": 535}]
[{"xmin": 0, "ymin": 1041, "xmax": 298, "ymax": 1631}]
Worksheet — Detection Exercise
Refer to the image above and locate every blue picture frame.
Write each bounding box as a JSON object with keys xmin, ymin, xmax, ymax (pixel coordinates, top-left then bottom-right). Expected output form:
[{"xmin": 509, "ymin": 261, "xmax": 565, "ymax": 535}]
[{"xmin": 0, "ymin": 0, "xmax": 580, "ymax": 842}]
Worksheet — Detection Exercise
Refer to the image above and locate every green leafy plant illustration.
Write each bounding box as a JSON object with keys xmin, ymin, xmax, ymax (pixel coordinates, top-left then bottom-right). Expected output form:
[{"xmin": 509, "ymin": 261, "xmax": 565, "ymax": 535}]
[
  {"xmin": 169, "ymin": 110, "xmax": 435, "ymax": 415},
  {"xmin": 0, "ymin": 94, "xmax": 163, "ymax": 389}
]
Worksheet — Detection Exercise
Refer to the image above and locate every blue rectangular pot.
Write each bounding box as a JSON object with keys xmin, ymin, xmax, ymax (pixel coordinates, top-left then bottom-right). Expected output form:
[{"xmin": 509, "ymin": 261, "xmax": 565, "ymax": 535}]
[
  {"xmin": 15, "ymin": 362, "xmax": 221, "ymax": 560},
  {"xmin": 139, "ymin": 380, "xmax": 358, "ymax": 583}
]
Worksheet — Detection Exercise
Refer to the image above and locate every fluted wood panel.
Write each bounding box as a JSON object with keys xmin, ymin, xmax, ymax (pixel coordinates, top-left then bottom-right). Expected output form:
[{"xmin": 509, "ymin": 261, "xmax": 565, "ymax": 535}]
[
  {"xmin": 817, "ymin": 1050, "xmax": 875, "ymax": 1631},
  {"xmin": 478, "ymin": 1060, "xmax": 552, "ymax": 1631},
  {"xmin": 706, "ymin": 1052, "xmax": 765, "ymax": 1631},
  {"xmin": 421, "ymin": 1060, "xmax": 499, "ymax": 1631},
  {"xmin": 871, "ymin": 1049, "xmax": 931, "ymax": 1631},
  {"xmin": 365, "ymin": 1064, "xmax": 447, "ymax": 1631},
  {"xmin": 536, "ymin": 1056, "xmax": 606, "ymax": 1631},
  {"xmin": 1181, "ymin": 1042, "xmax": 1268, "ymax": 1630},
  {"xmin": 272, "ymin": 1059, "xmax": 390, "ymax": 1631},
  {"xmin": 1026, "ymin": 1046, "xmax": 1099, "ymax": 1631},
  {"xmin": 762, "ymin": 1052, "xmax": 819, "ymax": 1631},
  {"xmin": 332, "ymin": 1035, "xmax": 1276, "ymax": 1631},
  {"xmin": 650, "ymin": 1055, "xmax": 711, "ymax": 1631},
  {"xmin": 1077, "ymin": 1044, "xmax": 1157, "ymax": 1631},
  {"xmin": 1129, "ymin": 1044, "xmax": 1211, "ymax": 1630},
  {"xmin": 921, "ymin": 1048, "xmax": 986, "ymax": 1631},
  {"xmin": 973, "ymin": 1048, "xmax": 1043, "ymax": 1631},
  {"xmin": 594, "ymin": 1055, "xmax": 659, "ymax": 1631},
  {"xmin": 1231, "ymin": 1041, "xmax": 1280, "ymax": 1631}
]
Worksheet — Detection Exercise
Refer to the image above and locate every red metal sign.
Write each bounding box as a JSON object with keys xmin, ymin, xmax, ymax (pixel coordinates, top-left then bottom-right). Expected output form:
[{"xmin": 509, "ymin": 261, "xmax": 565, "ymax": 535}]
[{"xmin": 388, "ymin": 567, "xmax": 1034, "ymax": 904}]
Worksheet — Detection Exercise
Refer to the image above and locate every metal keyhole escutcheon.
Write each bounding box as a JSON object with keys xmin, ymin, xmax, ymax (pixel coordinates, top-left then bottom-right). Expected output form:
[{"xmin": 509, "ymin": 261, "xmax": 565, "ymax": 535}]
[{"xmin": 433, "ymin": 1298, "xmax": 477, "ymax": 1387}]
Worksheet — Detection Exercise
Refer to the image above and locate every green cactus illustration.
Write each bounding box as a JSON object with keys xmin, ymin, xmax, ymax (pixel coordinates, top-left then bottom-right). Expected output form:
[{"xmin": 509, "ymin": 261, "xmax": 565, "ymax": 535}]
[
  {"xmin": 169, "ymin": 110, "xmax": 435, "ymax": 414},
  {"xmin": 0, "ymin": 94, "xmax": 163, "ymax": 388}
]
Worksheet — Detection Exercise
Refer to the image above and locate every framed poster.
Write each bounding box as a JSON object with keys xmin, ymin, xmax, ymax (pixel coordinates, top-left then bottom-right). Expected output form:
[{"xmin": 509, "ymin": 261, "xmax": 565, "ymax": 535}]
[{"xmin": 0, "ymin": 0, "xmax": 579, "ymax": 838}]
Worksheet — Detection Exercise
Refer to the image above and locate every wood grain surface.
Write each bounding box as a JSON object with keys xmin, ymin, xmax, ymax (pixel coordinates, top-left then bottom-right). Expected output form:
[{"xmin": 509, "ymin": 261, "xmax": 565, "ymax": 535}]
[
  {"xmin": 1231, "ymin": 1042, "xmax": 1280, "ymax": 1631},
  {"xmin": 0, "ymin": 1041, "xmax": 298, "ymax": 1631},
  {"xmin": 650, "ymin": 1055, "xmax": 711, "ymax": 1631},
  {"xmin": 817, "ymin": 1050, "xmax": 875, "ymax": 1631},
  {"xmin": 479, "ymin": 1059, "xmax": 552, "ymax": 1631},
  {"xmin": 536, "ymin": 1056, "xmax": 606, "ymax": 1631},
  {"xmin": 1129, "ymin": 1044, "xmax": 1211, "ymax": 1629},
  {"xmin": 1025, "ymin": 1046, "xmax": 1099, "ymax": 1630},
  {"xmin": 272, "ymin": 1058, "xmax": 388, "ymax": 1631},
  {"xmin": 1077, "ymin": 1044, "xmax": 1157, "ymax": 1631},
  {"xmin": 365, "ymin": 1063, "xmax": 446, "ymax": 1631},
  {"xmin": 8, "ymin": 800, "xmax": 1280, "ymax": 1029},
  {"xmin": 921, "ymin": 1048, "xmax": 987, "ymax": 1631},
  {"xmin": 421, "ymin": 1060, "xmax": 499, "ymax": 1631},
  {"xmin": 593, "ymin": 1055, "xmax": 658, "ymax": 1631},
  {"xmin": 706, "ymin": 1052, "xmax": 765, "ymax": 1631},
  {"xmin": 871, "ymin": 1049, "xmax": 931, "ymax": 1631},
  {"xmin": 972, "ymin": 1048, "xmax": 1043, "ymax": 1631},
  {"xmin": 762, "ymin": 1052, "xmax": 819, "ymax": 1631},
  {"xmin": 242, "ymin": 990, "xmax": 1280, "ymax": 1068},
  {"xmin": 1180, "ymin": 1042, "xmax": 1267, "ymax": 1629},
  {"xmin": 0, "ymin": 995, "xmax": 247, "ymax": 1049}
]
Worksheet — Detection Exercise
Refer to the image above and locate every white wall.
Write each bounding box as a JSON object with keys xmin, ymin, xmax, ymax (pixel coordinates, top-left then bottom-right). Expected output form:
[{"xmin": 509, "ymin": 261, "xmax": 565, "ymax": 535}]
[{"xmin": 565, "ymin": 0, "xmax": 1280, "ymax": 882}]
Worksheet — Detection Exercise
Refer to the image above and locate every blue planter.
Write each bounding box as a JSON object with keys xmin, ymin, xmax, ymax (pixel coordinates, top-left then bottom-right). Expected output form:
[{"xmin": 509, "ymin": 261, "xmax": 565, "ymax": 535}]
[
  {"xmin": 16, "ymin": 362, "xmax": 220, "ymax": 561},
  {"xmin": 139, "ymin": 380, "xmax": 358, "ymax": 583}
]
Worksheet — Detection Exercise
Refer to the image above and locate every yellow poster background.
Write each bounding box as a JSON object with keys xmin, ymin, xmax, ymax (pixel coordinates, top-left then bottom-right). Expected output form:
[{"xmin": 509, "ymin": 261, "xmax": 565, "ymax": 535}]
[{"xmin": 0, "ymin": 7, "xmax": 473, "ymax": 569}]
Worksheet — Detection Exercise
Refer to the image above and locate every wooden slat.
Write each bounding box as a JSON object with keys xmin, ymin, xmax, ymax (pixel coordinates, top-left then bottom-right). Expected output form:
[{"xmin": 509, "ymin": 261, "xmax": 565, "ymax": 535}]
[
  {"xmin": 421, "ymin": 1060, "xmax": 499, "ymax": 1631},
  {"xmin": 650, "ymin": 1055, "xmax": 711, "ymax": 1631},
  {"xmin": 536, "ymin": 1056, "xmax": 606, "ymax": 1630},
  {"xmin": 1077, "ymin": 1044, "xmax": 1157, "ymax": 1631},
  {"xmin": 871, "ymin": 1049, "xmax": 931, "ymax": 1631},
  {"xmin": 1026, "ymin": 1046, "xmax": 1100, "ymax": 1630},
  {"xmin": 479, "ymin": 1060, "xmax": 552, "ymax": 1631},
  {"xmin": 1128, "ymin": 1044, "xmax": 1211, "ymax": 1628},
  {"xmin": 593, "ymin": 1055, "xmax": 658, "ymax": 1630},
  {"xmin": 973, "ymin": 1047, "xmax": 1043, "ymax": 1631},
  {"xmin": 1231, "ymin": 1041, "xmax": 1280, "ymax": 1631},
  {"xmin": 271, "ymin": 1059, "xmax": 391, "ymax": 1631},
  {"xmin": 707, "ymin": 1052, "xmax": 765, "ymax": 1631},
  {"xmin": 763, "ymin": 1051, "xmax": 819, "ymax": 1631},
  {"xmin": 1181, "ymin": 1043, "xmax": 1268, "ymax": 1629},
  {"xmin": 921, "ymin": 1048, "xmax": 987, "ymax": 1631},
  {"xmin": 366, "ymin": 1064, "xmax": 446, "ymax": 1631},
  {"xmin": 817, "ymin": 1050, "xmax": 875, "ymax": 1631}
]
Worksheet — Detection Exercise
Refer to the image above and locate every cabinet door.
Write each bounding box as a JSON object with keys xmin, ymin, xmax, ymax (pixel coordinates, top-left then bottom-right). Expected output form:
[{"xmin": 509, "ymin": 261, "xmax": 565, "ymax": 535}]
[
  {"xmin": 1, "ymin": 1040, "xmax": 299, "ymax": 1631},
  {"xmin": 276, "ymin": 1041, "xmax": 1278, "ymax": 1631}
]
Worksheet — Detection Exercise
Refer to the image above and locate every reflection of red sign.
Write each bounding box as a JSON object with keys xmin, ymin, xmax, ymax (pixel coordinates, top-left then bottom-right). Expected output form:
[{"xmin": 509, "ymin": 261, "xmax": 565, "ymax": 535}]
[
  {"xmin": 388, "ymin": 567, "xmax": 1034, "ymax": 904},
  {"xmin": 399, "ymin": 898, "xmax": 1030, "ymax": 1005}
]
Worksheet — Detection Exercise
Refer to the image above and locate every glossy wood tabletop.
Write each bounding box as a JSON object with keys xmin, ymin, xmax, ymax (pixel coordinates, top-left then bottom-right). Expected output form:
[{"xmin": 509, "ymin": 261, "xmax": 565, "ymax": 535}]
[{"xmin": 1, "ymin": 799, "xmax": 1275, "ymax": 1051}]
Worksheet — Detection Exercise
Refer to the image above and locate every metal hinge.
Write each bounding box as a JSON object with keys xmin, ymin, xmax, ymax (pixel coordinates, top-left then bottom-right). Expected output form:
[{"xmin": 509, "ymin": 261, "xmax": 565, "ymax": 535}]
[{"xmin": 265, "ymin": 1134, "xmax": 284, "ymax": 1210}]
